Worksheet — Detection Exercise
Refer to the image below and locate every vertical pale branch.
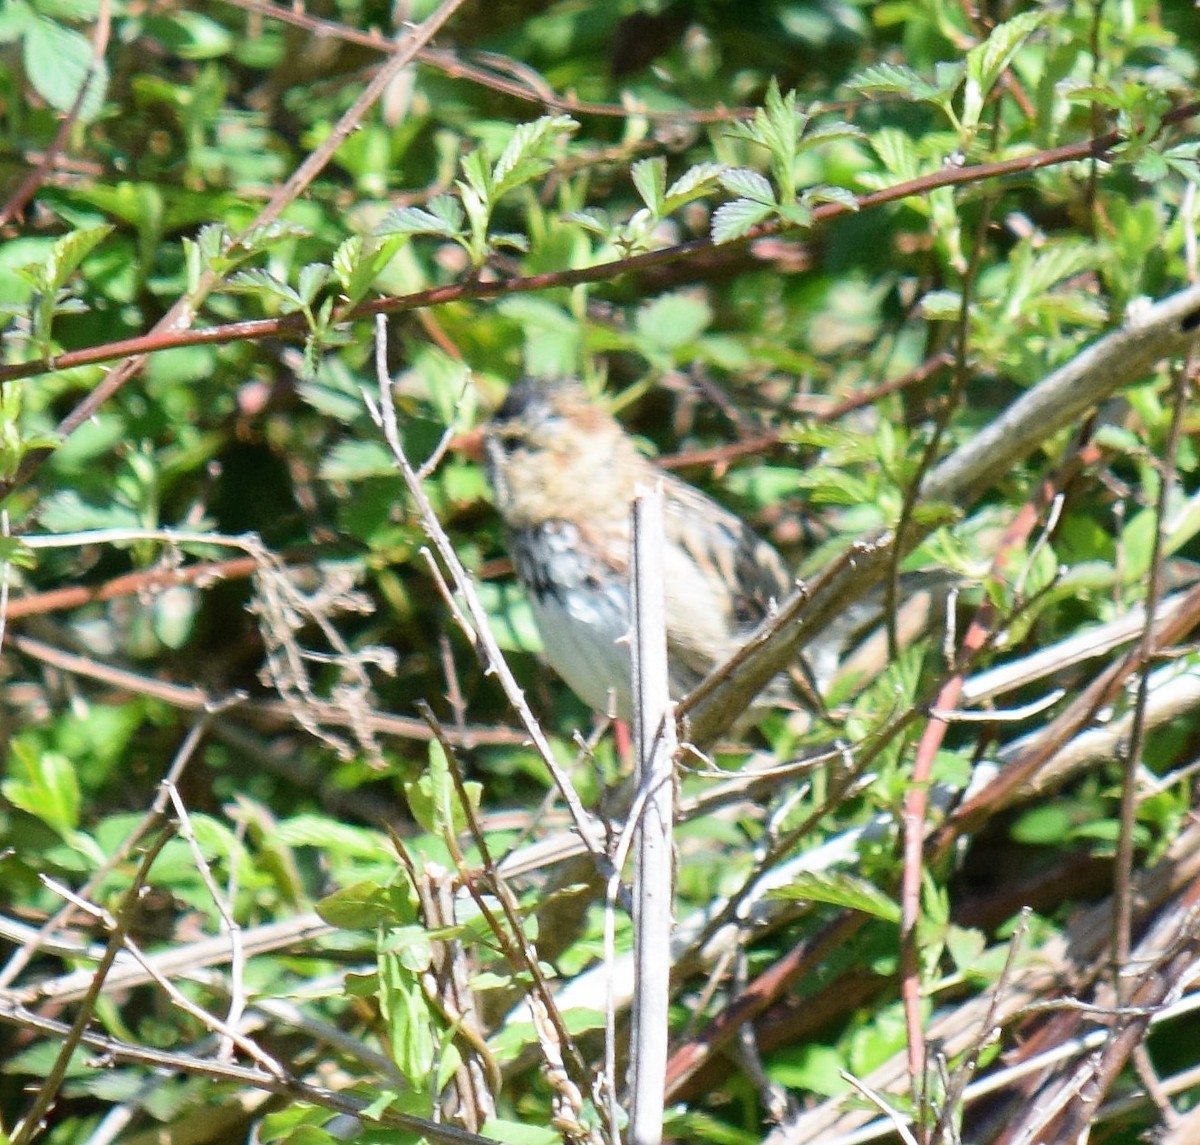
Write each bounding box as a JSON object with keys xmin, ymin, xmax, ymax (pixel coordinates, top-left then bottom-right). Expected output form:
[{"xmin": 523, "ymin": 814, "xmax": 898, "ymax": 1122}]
[{"xmin": 627, "ymin": 482, "xmax": 676, "ymax": 1145}]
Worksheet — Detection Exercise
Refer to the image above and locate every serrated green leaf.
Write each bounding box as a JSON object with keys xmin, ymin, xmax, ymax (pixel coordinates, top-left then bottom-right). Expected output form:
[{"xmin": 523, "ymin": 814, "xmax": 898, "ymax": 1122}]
[
  {"xmin": 848, "ymin": 61, "xmax": 927, "ymax": 97},
  {"xmin": 806, "ymin": 185, "xmax": 859, "ymax": 211},
  {"xmin": 459, "ymin": 147, "xmax": 492, "ymax": 202},
  {"xmin": 223, "ymin": 268, "xmax": 305, "ymax": 311},
  {"xmin": 869, "ymin": 128, "xmax": 922, "ymax": 181},
  {"xmin": 797, "ymin": 121, "xmax": 866, "ymax": 150},
  {"xmin": 330, "ymin": 234, "xmax": 364, "ymax": 290},
  {"xmin": 770, "ymin": 871, "xmax": 900, "ymax": 922},
  {"xmin": 235, "ymin": 221, "xmax": 311, "ymax": 255},
  {"xmin": 632, "ymin": 156, "xmax": 666, "ymax": 214},
  {"xmin": 194, "ymin": 223, "xmax": 230, "ymax": 263},
  {"xmin": 963, "ymin": 11, "xmax": 1044, "ymax": 129},
  {"xmin": 663, "ymin": 162, "xmax": 725, "ymax": 212},
  {"xmin": 22, "ymin": 16, "xmax": 107, "ymax": 121},
  {"xmin": 562, "ymin": 208, "xmax": 611, "ymax": 237},
  {"xmin": 800, "ymin": 472, "xmax": 874, "ymax": 505},
  {"xmin": 1020, "ymin": 241, "xmax": 1098, "ymax": 297},
  {"xmin": 719, "ymin": 167, "xmax": 775, "ymax": 206},
  {"xmin": 296, "ymin": 263, "xmax": 331, "ymax": 306},
  {"xmin": 711, "ymin": 198, "xmax": 773, "ymax": 243},
  {"xmin": 492, "ymin": 231, "xmax": 530, "ymax": 253},
  {"xmin": 491, "ymin": 114, "xmax": 577, "ymax": 199},
  {"xmin": 376, "ymin": 204, "xmax": 462, "ymax": 239},
  {"xmin": 3, "ymin": 744, "xmax": 80, "ymax": 837},
  {"xmin": 37, "ymin": 224, "xmax": 113, "ymax": 292}
]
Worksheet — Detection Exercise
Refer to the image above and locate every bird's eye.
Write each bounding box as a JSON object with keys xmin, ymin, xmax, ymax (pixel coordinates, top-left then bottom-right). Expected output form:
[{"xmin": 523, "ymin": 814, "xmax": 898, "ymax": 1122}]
[{"xmin": 498, "ymin": 433, "xmax": 523, "ymax": 457}]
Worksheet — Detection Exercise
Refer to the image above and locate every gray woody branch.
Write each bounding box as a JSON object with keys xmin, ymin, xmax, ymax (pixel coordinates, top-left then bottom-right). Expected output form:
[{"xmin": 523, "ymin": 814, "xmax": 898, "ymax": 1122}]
[{"xmin": 683, "ymin": 283, "xmax": 1200, "ymax": 749}]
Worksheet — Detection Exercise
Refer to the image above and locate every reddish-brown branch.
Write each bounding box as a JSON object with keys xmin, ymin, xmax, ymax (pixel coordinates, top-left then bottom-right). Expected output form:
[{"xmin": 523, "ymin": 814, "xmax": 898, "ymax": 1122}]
[
  {"xmin": 663, "ymin": 911, "xmax": 870, "ymax": 1100},
  {"xmin": 6, "ymin": 104, "xmax": 1198, "ymax": 400},
  {"xmin": 0, "ymin": 0, "xmax": 471, "ymax": 507},
  {"xmin": 822, "ymin": 351, "xmax": 954, "ymax": 421},
  {"xmin": 4, "ymin": 555, "xmax": 262, "ymax": 619},
  {"xmin": 931, "ymin": 578, "xmax": 1200, "ymax": 858},
  {"xmin": 219, "ymin": 0, "xmax": 757, "ymax": 123}
]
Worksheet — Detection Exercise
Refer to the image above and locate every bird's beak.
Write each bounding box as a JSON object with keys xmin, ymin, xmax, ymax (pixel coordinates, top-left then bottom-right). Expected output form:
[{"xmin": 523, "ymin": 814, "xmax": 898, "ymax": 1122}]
[{"xmin": 454, "ymin": 426, "xmax": 487, "ymax": 463}]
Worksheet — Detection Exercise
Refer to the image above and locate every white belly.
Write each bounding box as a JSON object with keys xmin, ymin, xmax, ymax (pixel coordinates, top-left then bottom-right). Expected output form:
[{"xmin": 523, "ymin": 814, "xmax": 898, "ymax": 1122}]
[{"xmin": 530, "ymin": 584, "xmax": 632, "ymax": 720}]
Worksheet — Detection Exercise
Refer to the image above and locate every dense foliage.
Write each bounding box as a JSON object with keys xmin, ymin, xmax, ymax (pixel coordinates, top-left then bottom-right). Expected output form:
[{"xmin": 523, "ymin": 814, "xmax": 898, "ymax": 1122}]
[{"xmin": 1, "ymin": 0, "xmax": 1199, "ymax": 1142}]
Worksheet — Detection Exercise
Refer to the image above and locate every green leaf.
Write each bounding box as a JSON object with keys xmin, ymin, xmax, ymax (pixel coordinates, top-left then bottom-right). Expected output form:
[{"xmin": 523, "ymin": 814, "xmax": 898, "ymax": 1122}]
[
  {"xmin": 806, "ymin": 185, "xmax": 859, "ymax": 211},
  {"xmin": 377, "ymin": 947, "xmax": 435, "ymax": 1082},
  {"xmin": 22, "ymin": 224, "xmax": 114, "ymax": 293},
  {"xmin": 317, "ymin": 440, "xmax": 396, "ymax": 481},
  {"xmin": 719, "ymin": 167, "xmax": 776, "ymax": 206},
  {"xmin": 632, "ymin": 156, "xmax": 666, "ymax": 214},
  {"xmin": 404, "ymin": 739, "xmax": 480, "ymax": 837},
  {"xmin": 770, "ymin": 871, "xmax": 901, "ymax": 922},
  {"xmin": 848, "ymin": 61, "xmax": 932, "ymax": 99},
  {"xmin": 663, "ymin": 162, "xmax": 726, "ymax": 212},
  {"xmin": 0, "ymin": 537, "xmax": 35, "ymax": 568},
  {"xmin": 141, "ymin": 10, "xmax": 234, "ymax": 59},
  {"xmin": 3, "ymin": 744, "xmax": 81, "ymax": 837},
  {"xmin": 296, "ymin": 263, "xmax": 331, "ymax": 307},
  {"xmin": 0, "ymin": 1, "xmax": 35, "ymax": 41},
  {"xmin": 491, "ymin": 114, "xmax": 577, "ymax": 199},
  {"xmin": 223, "ymin": 269, "xmax": 305, "ymax": 311},
  {"xmin": 728, "ymin": 79, "xmax": 807, "ymax": 202},
  {"xmin": 562, "ymin": 208, "xmax": 612, "ymax": 238},
  {"xmin": 271, "ymin": 815, "xmax": 394, "ymax": 861},
  {"xmin": 797, "ymin": 121, "xmax": 866, "ymax": 150},
  {"xmin": 635, "ymin": 292, "xmax": 712, "ymax": 350},
  {"xmin": 376, "ymin": 199, "xmax": 464, "ymax": 239},
  {"xmin": 379, "ymin": 924, "xmax": 435, "ymax": 974},
  {"xmin": 480, "ymin": 1119, "xmax": 563, "ymax": 1145},
  {"xmin": 919, "ymin": 289, "xmax": 965, "ymax": 320},
  {"xmin": 711, "ymin": 198, "xmax": 773, "ymax": 243},
  {"xmin": 37, "ymin": 491, "xmax": 143, "ymax": 532},
  {"xmin": 1133, "ymin": 149, "xmax": 1169, "ymax": 184},
  {"xmin": 234, "ymin": 221, "xmax": 312, "ymax": 257},
  {"xmin": 22, "ymin": 15, "xmax": 108, "ymax": 121},
  {"xmin": 869, "ymin": 128, "xmax": 922, "ymax": 182},
  {"xmin": 315, "ymin": 879, "xmax": 416, "ymax": 929},
  {"xmin": 458, "ymin": 147, "xmax": 492, "ymax": 204},
  {"xmin": 963, "ymin": 11, "xmax": 1045, "ymax": 129}
]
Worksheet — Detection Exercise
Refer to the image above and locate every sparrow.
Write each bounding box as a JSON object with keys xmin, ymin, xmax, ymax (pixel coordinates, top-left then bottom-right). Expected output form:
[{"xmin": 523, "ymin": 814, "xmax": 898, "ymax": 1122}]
[{"xmin": 482, "ymin": 378, "xmax": 810, "ymax": 722}]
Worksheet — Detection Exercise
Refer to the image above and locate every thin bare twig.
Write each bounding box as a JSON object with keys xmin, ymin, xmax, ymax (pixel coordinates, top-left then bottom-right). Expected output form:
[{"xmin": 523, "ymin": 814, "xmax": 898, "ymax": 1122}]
[
  {"xmin": 365, "ymin": 316, "xmax": 606, "ymax": 861},
  {"xmin": 11, "ymin": 825, "xmax": 175, "ymax": 1145},
  {"xmin": 683, "ymin": 282, "xmax": 1200, "ymax": 750},
  {"xmin": 1113, "ymin": 347, "xmax": 1195, "ymax": 991}
]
